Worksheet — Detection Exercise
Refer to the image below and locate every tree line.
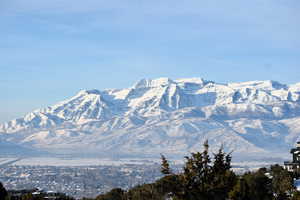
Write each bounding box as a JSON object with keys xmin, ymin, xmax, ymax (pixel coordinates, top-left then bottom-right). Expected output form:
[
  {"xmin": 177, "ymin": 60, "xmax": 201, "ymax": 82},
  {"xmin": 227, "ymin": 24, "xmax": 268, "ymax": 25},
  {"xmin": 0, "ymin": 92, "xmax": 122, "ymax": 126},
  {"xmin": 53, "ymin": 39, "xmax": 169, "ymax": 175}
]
[{"xmin": 94, "ymin": 141, "xmax": 300, "ymax": 200}]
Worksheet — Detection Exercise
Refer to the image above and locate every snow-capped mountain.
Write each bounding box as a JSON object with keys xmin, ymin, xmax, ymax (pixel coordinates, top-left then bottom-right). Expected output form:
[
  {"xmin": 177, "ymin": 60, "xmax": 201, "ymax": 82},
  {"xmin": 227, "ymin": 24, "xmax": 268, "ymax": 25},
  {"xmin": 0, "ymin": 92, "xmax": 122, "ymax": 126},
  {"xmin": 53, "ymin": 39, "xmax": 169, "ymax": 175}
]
[{"xmin": 1, "ymin": 77, "xmax": 300, "ymax": 161}]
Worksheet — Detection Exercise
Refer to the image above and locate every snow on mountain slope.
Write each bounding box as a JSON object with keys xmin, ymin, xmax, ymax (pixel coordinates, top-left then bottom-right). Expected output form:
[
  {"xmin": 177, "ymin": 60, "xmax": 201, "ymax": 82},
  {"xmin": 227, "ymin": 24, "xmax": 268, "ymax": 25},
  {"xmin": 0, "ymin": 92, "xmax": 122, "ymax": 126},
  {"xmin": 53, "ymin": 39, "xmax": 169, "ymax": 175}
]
[{"xmin": 1, "ymin": 78, "xmax": 300, "ymax": 161}]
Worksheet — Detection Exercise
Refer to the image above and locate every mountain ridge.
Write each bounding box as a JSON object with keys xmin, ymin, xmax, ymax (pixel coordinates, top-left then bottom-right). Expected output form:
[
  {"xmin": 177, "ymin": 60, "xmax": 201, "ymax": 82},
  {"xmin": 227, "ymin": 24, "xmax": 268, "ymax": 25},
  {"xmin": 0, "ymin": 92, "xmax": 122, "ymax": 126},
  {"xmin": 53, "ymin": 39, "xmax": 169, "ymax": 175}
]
[{"xmin": 1, "ymin": 77, "xmax": 300, "ymax": 161}]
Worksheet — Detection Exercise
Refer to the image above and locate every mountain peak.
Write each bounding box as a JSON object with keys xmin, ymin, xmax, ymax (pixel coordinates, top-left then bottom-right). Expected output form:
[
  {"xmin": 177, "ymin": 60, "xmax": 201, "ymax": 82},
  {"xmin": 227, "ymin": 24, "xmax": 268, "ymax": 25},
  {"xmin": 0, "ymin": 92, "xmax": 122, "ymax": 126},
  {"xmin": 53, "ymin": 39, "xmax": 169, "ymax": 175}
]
[
  {"xmin": 77, "ymin": 89, "xmax": 101, "ymax": 96},
  {"xmin": 133, "ymin": 77, "xmax": 174, "ymax": 89},
  {"xmin": 175, "ymin": 78, "xmax": 214, "ymax": 87}
]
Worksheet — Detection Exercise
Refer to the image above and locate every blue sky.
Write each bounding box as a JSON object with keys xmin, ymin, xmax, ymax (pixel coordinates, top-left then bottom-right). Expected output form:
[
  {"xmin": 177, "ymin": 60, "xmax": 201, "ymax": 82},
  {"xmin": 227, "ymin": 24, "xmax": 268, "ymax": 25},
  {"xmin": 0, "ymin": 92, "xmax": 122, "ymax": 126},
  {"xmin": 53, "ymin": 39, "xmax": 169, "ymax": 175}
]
[{"xmin": 0, "ymin": 0, "xmax": 300, "ymax": 123}]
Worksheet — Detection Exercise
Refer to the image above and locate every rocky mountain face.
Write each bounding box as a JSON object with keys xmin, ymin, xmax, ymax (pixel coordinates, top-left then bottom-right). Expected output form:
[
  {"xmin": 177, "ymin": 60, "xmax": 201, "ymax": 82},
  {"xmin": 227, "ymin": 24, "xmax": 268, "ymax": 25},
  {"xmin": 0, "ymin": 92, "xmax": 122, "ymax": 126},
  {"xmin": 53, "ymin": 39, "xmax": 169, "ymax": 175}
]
[{"xmin": 1, "ymin": 78, "xmax": 300, "ymax": 161}]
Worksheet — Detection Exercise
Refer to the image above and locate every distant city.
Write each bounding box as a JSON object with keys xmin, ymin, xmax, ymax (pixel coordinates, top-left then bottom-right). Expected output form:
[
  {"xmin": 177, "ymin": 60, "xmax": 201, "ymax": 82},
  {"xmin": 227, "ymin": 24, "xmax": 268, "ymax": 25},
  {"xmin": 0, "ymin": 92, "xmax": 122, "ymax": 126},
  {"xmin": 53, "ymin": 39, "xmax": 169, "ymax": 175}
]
[{"xmin": 0, "ymin": 164, "xmax": 164, "ymax": 199}]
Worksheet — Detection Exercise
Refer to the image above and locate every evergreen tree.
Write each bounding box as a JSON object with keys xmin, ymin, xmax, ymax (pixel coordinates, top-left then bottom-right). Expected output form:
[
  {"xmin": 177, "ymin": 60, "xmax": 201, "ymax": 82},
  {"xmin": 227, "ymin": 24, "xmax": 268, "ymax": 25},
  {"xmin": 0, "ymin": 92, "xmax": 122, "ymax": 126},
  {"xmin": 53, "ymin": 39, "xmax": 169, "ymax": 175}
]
[
  {"xmin": 229, "ymin": 178, "xmax": 250, "ymax": 200},
  {"xmin": 174, "ymin": 141, "xmax": 236, "ymax": 200},
  {"xmin": 180, "ymin": 145, "xmax": 212, "ymax": 199},
  {"xmin": 154, "ymin": 174, "xmax": 181, "ymax": 198},
  {"xmin": 209, "ymin": 147, "xmax": 236, "ymax": 200},
  {"xmin": 291, "ymin": 191, "xmax": 300, "ymax": 200},
  {"xmin": 243, "ymin": 170, "xmax": 273, "ymax": 200},
  {"xmin": 270, "ymin": 165, "xmax": 294, "ymax": 200},
  {"xmin": 0, "ymin": 182, "xmax": 8, "ymax": 200},
  {"xmin": 96, "ymin": 188, "xmax": 125, "ymax": 200},
  {"xmin": 160, "ymin": 154, "xmax": 172, "ymax": 175}
]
